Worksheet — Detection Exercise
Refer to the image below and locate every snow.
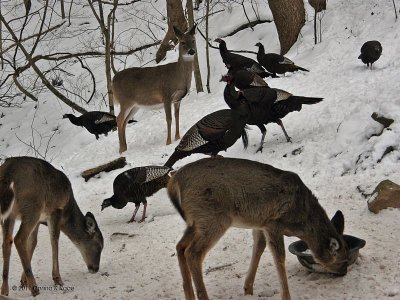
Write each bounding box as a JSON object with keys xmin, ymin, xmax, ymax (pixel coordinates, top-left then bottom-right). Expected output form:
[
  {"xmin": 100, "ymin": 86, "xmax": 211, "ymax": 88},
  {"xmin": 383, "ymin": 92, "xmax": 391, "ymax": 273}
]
[{"xmin": 1, "ymin": 0, "xmax": 400, "ymax": 299}]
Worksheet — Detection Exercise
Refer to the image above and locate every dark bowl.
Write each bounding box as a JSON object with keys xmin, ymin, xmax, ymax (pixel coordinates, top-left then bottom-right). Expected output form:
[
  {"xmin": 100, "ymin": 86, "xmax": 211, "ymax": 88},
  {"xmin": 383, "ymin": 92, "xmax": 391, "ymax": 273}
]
[{"xmin": 288, "ymin": 234, "xmax": 366, "ymax": 273}]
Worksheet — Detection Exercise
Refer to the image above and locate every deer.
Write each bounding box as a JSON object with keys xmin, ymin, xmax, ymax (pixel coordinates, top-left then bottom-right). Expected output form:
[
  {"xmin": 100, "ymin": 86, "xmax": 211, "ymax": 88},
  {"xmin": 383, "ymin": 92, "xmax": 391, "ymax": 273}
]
[
  {"xmin": 112, "ymin": 25, "xmax": 197, "ymax": 153},
  {"xmin": 167, "ymin": 157, "xmax": 350, "ymax": 300},
  {"xmin": 0, "ymin": 156, "xmax": 104, "ymax": 297}
]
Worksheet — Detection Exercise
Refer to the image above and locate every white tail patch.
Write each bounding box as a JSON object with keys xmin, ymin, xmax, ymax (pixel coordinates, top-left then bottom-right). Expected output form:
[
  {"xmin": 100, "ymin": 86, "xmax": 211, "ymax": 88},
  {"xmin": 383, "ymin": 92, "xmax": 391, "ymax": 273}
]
[{"xmin": 1, "ymin": 182, "xmax": 15, "ymax": 221}]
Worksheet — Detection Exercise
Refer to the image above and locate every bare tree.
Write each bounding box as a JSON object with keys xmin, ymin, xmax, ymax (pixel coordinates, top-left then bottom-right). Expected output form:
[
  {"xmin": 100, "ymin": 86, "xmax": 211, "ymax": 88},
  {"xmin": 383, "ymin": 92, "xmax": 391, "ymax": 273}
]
[
  {"xmin": 205, "ymin": 0, "xmax": 211, "ymax": 93},
  {"xmin": 88, "ymin": 0, "xmax": 119, "ymax": 115},
  {"xmin": 156, "ymin": 0, "xmax": 188, "ymax": 63},
  {"xmin": 268, "ymin": 0, "xmax": 305, "ymax": 55},
  {"xmin": 309, "ymin": 0, "xmax": 326, "ymax": 44},
  {"xmin": 186, "ymin": 0, "xmax": 203, "ymax": 92},
  {"xmin": 0, "ymin": 2, "xmax": 88, "ymax": 113}
]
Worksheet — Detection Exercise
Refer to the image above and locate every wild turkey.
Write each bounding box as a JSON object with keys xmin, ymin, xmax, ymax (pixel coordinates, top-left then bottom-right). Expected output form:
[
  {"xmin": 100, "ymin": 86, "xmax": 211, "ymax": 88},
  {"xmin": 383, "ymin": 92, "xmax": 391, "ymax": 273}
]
[
  {"xmin": 164, "ymin": 109, "xmax": 249, "ymax": 168},
  {"xmin": 63, "ymin": 111, "xmax": 135, "ymax": 139},
  {"xmin": 358, "ymin": 40, "xmax": 382, "ymax": 69},
  {"xmin": 255, "ymin": 42, "xmax": 309, "ymax": 77},
  {"xmin": 101, "ymin": 166, "xmax": 172, "ymax": 223},
  {"xmin": 226, "ymin": 68, "xmax": 269, "ymax": 91},
  {"xmin": 221, "ymin": 74, "xmax": 323, "ymax": 152},
  {"xmin": 214, "ymin": 38, "xmax": 272, "ymax": 78}
]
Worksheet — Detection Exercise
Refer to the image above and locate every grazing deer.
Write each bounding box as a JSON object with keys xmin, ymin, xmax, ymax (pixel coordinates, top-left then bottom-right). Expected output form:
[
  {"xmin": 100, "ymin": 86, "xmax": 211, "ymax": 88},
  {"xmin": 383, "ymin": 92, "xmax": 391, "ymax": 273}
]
[
  {"xmin": 167, "ymin": 158, "xmax": 349, "ymax": 300},
  {"xmin": 113, "ymin": 25, "xmax": 197, "ymax": 153},
  {"xmin": 0, "ymin": 157, "xmax": 104, "ymax": 297}
]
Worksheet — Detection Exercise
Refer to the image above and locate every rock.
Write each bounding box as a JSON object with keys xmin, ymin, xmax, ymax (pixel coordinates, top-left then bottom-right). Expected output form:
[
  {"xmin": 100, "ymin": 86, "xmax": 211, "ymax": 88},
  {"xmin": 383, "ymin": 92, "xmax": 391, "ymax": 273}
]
[
  {"xmin": 371, "ymin": 112, "xmax": 394, "ymax": 129},
  {"xmin": 368, "ymin": 180, "xmax": 400, "ymax": 213}
]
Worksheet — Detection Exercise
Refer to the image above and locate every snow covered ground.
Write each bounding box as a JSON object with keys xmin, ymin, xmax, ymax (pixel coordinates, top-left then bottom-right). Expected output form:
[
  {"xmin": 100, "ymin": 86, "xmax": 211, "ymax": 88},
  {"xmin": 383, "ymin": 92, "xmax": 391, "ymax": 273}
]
[{"xmin": 0, "ymin": 0, "xmax": 399, "ymax": 299}]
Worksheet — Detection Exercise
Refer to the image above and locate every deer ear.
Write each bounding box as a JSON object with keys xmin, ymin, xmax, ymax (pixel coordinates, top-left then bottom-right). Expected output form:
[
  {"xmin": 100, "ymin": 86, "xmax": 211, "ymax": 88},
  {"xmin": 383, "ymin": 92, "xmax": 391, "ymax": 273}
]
[
  {"xmin": 187, "ymin": 24, "xmax": 197, "ymax": 35},
  {"xmin": 173, "ymin": 26, "xmax": 184, "ymax": 39},
  {"xmin": 329, "ymin": 238, "xmax": 340, "ymax": 255},
  {"xmin": 331, "ymin": 210, "xmax": 344, "ymax": 235},
  {"xmin": 85, "ymin": 212, "xmax": 97, "ymax": 235}
]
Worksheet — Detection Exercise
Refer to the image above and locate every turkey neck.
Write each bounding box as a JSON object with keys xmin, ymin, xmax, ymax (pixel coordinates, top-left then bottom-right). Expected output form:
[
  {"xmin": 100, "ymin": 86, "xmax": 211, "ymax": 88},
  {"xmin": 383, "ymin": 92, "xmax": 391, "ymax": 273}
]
[
  {"xmin": 256, "ymin": 44, "xmax": 265, "ymax": 61},
  {"xmin": 223, "ymin": 83, "xmax": 242, "ymax": 109}
]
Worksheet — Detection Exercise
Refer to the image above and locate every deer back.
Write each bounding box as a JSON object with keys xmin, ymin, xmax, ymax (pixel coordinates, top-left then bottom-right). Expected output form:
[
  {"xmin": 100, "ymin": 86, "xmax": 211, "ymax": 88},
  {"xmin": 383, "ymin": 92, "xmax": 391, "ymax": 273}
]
[
  {"xmin": 168, "ymin": 158, "xmax": 309, "ymax": 227},
  {"xmin": 0, "ymin": 157, "xmax": 72, "ymax": 220}
]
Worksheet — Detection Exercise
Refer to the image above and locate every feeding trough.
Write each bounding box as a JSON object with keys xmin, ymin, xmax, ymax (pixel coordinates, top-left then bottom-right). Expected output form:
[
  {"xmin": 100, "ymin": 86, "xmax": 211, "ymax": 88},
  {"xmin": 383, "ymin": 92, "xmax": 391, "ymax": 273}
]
[{"xmin": 288, "ymin": 234, "xmax": 366, "ymax": 273}]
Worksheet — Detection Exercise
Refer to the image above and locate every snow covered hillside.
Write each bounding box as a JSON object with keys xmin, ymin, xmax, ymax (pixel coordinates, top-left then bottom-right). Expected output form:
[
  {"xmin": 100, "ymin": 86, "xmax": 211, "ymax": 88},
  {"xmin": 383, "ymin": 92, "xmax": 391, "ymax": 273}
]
[{"xmin": 0, "ymin": 0, "xmax": 399, "ymax": 299}]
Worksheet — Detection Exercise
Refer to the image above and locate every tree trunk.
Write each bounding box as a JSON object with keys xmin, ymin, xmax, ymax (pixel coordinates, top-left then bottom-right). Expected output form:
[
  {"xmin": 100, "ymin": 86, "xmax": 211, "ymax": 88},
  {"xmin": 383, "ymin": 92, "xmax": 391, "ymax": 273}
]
[
  {"xmin": 268, "ymin": 0, "xmax": 305, "ymax": 55},
  {"xmin": 205, "ymin": 0, "xmax": 211, "ymax": 93},
  {"xmin": 87, "ymin": 0, "xmax": 117, "ymax": 114},
  {"xmin": 0, "ymin": 12, "xmax": 3, "ymax": 69},
  {"xmin": 156, "ymin": 0, "xmax": 187, "ymax": 63},
  {"xmin": 186, "ymin": 0, "xmax": 203, "ymax": 93},
  {"xmin": 60, "ymin": 0, "xmax": 66, "ymax": 19}
]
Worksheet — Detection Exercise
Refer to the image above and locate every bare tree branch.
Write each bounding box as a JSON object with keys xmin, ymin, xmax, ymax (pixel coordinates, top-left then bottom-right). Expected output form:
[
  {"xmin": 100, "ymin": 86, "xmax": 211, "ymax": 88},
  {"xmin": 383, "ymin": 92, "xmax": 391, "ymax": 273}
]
[{"xmin": 0, "ymin": 12, "xmax": 87, "ymax": 113}]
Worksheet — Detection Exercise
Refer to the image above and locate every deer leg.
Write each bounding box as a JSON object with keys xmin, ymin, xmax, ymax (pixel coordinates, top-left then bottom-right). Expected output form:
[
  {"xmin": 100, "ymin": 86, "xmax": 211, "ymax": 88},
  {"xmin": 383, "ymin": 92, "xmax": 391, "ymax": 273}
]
[
  {"xmin": 1, "ymin": 218, "xmax": 15, "ymax": 296},
  {"xmin": 117, "ymin": 106, "xmax": 138, "ymax": 153},
  {"xmin": 176, "ymin": 226, "xmax": 196, "ymax": 300},
  {"xmin": 256, "ymin": 124, "xmax": 267, "ymax": 153},
  {"xmin": 244, "ymin": 229, "xmax": 267, "ymax": 295},
  {"xmin": 48, "ymin": 210, "xmax": 63, "ymax": 286},
  {"xmin": 265, "ymin": 231, "xmax": 291, "ymax": 300},
  {"xmin": 117, "ymin": 110, "xmax": 128, "ymax": 154},
  {"xmin": 164, "ymin": 101, "xmax": 173, "ymax": 145},
  {"xmin": 14, "ymin": 218, "xmax": 41, "ymax": 296},
  {"xmin": 276, "ymin": 120, "xmax": 292, "ymax": 143},
  {"xmin": 186, "ymin": 222, "xmax": 229, "ymax": 300},
  {"xmin": 174, "ymin": 101, "xmax": 181, "ymax": 141},
  {"xmin": 20, "ymin": 224, "xmax": 39, "ymax": 288}
]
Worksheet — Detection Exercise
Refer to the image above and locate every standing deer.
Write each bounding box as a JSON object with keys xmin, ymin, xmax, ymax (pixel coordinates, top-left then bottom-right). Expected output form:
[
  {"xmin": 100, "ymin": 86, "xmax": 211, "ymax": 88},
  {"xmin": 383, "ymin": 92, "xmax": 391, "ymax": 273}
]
[
  {"xmin": 113, "ymin": 25, "xmax": 197, "ymax": 153},
  {"xmin": 167, "ymin": 158, "xmax": 349, "ymax": 300},
  {"xmin": 0, "ymin": 157, "xmax": 104, "ymax": 297}
]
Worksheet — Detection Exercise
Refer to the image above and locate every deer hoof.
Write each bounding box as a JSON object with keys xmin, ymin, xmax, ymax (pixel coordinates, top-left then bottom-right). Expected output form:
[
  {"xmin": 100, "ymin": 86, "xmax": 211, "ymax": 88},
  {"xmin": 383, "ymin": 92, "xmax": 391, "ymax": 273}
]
[
  {"xmin": 244, "ymin": 285, "xmax": 253, "ymax": 295},
  {"xmin": 30, "ymin": 285, "xmax": 40, "ymax": 297},
  {"xmin": 20, "ymin": 275, "xmax": 28, "ymax": 288},
  {"xmin": 1, "ymin": 284, "xmax": 9, "ymax": 296},
  {"xmin": 53, "ymin": 276, "xmax": 63, "ymax": 286}
]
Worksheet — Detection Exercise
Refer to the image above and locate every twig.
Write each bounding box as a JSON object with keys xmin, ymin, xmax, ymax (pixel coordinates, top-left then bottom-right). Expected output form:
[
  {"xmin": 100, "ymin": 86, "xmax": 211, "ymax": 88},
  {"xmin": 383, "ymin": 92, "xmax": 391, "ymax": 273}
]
[
  {"xmin": 392, "ymin": 0, "xmax": 398, "ymax": 20},
  {"xmin": 241, "ymin": 0, "xmax": 254, "ymax": 31},
  {"xmin": 205, "ymin": 263, "xmax": 234, "ymax": 275}
]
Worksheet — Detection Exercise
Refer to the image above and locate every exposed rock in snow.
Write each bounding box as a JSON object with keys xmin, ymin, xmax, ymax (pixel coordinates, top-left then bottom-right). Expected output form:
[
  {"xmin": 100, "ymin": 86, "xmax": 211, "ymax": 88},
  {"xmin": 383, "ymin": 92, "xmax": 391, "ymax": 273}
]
[{"xmin": 368, "ymin": 180, "xmax": 400, "ymax": 213}]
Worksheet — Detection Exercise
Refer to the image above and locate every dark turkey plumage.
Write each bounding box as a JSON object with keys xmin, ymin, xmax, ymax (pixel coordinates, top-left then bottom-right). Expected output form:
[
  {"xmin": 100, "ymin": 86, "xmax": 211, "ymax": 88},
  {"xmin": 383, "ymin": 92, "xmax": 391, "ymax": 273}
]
[
  {"xmin": 221, "ymin": 74, "xmax": 323, "ymax": 152},
  {"xmin": 255, "ymin": 42, "xmax": 309, "ymax": 77},
  {"xmin": 358, "ymin": 40, "xmax": 382, "ymax": 69},
  {"xmin": 214, "ymin": 38, "xmax": 272, "ymax": 78},
  {"xmin": 164, "ymin": 109, "xmax": 249, "ymax": 168},
  {"xmin": 226, "ymin": 68, "xmax": 268, "ymax": 90},
  {"xmin": 101, "ymin": 166, "xmax": 172, "ymax": 223},
  {"xmin": 63, "ymin": 111, "xmax": 135, "ymax": 139}
]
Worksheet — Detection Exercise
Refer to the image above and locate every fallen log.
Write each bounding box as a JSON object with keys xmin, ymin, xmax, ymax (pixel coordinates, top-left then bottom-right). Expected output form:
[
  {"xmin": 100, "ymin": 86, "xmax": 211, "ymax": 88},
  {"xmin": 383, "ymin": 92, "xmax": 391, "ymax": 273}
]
[{"xmin": 81, "ymin": 157, "xmax": 127, "ymax": 182}]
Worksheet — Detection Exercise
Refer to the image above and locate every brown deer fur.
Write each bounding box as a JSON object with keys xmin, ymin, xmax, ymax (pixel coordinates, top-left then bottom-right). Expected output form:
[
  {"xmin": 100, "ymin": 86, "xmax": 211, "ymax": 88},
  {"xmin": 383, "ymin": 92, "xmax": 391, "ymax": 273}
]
[
  {"xmin": 0, "ymin": 157, "xmax": 104, "ymax": 297},
  {"xmin": 167, "ymin": 158, "xmax": 349, "ymax": 300},
  {"xmin": 113, "ymin": 25, "xmax": 196, "ymax": 153}
]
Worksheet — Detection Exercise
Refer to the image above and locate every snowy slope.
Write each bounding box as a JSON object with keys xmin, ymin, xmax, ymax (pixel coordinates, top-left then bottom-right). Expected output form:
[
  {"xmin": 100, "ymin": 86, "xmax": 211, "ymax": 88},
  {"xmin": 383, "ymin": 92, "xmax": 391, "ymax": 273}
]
[{"xmin": 0, "ymin": 0, "xmax": 400, "ymax": 299}]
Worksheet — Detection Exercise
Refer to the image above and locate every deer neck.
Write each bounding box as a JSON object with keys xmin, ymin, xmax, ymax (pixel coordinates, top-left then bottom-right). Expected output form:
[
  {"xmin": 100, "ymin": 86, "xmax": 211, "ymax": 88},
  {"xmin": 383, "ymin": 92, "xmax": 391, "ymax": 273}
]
[
  {"xmin": 296, "ymin": 201, "xmax": 336, "ymax": 254},
  {"xmin": 60, "ymin": 197, "xmax": 87, "ymax": 243},
  {"xmin": 177, "ymin": 53, "xmax": 194, "ymax": 90}
]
